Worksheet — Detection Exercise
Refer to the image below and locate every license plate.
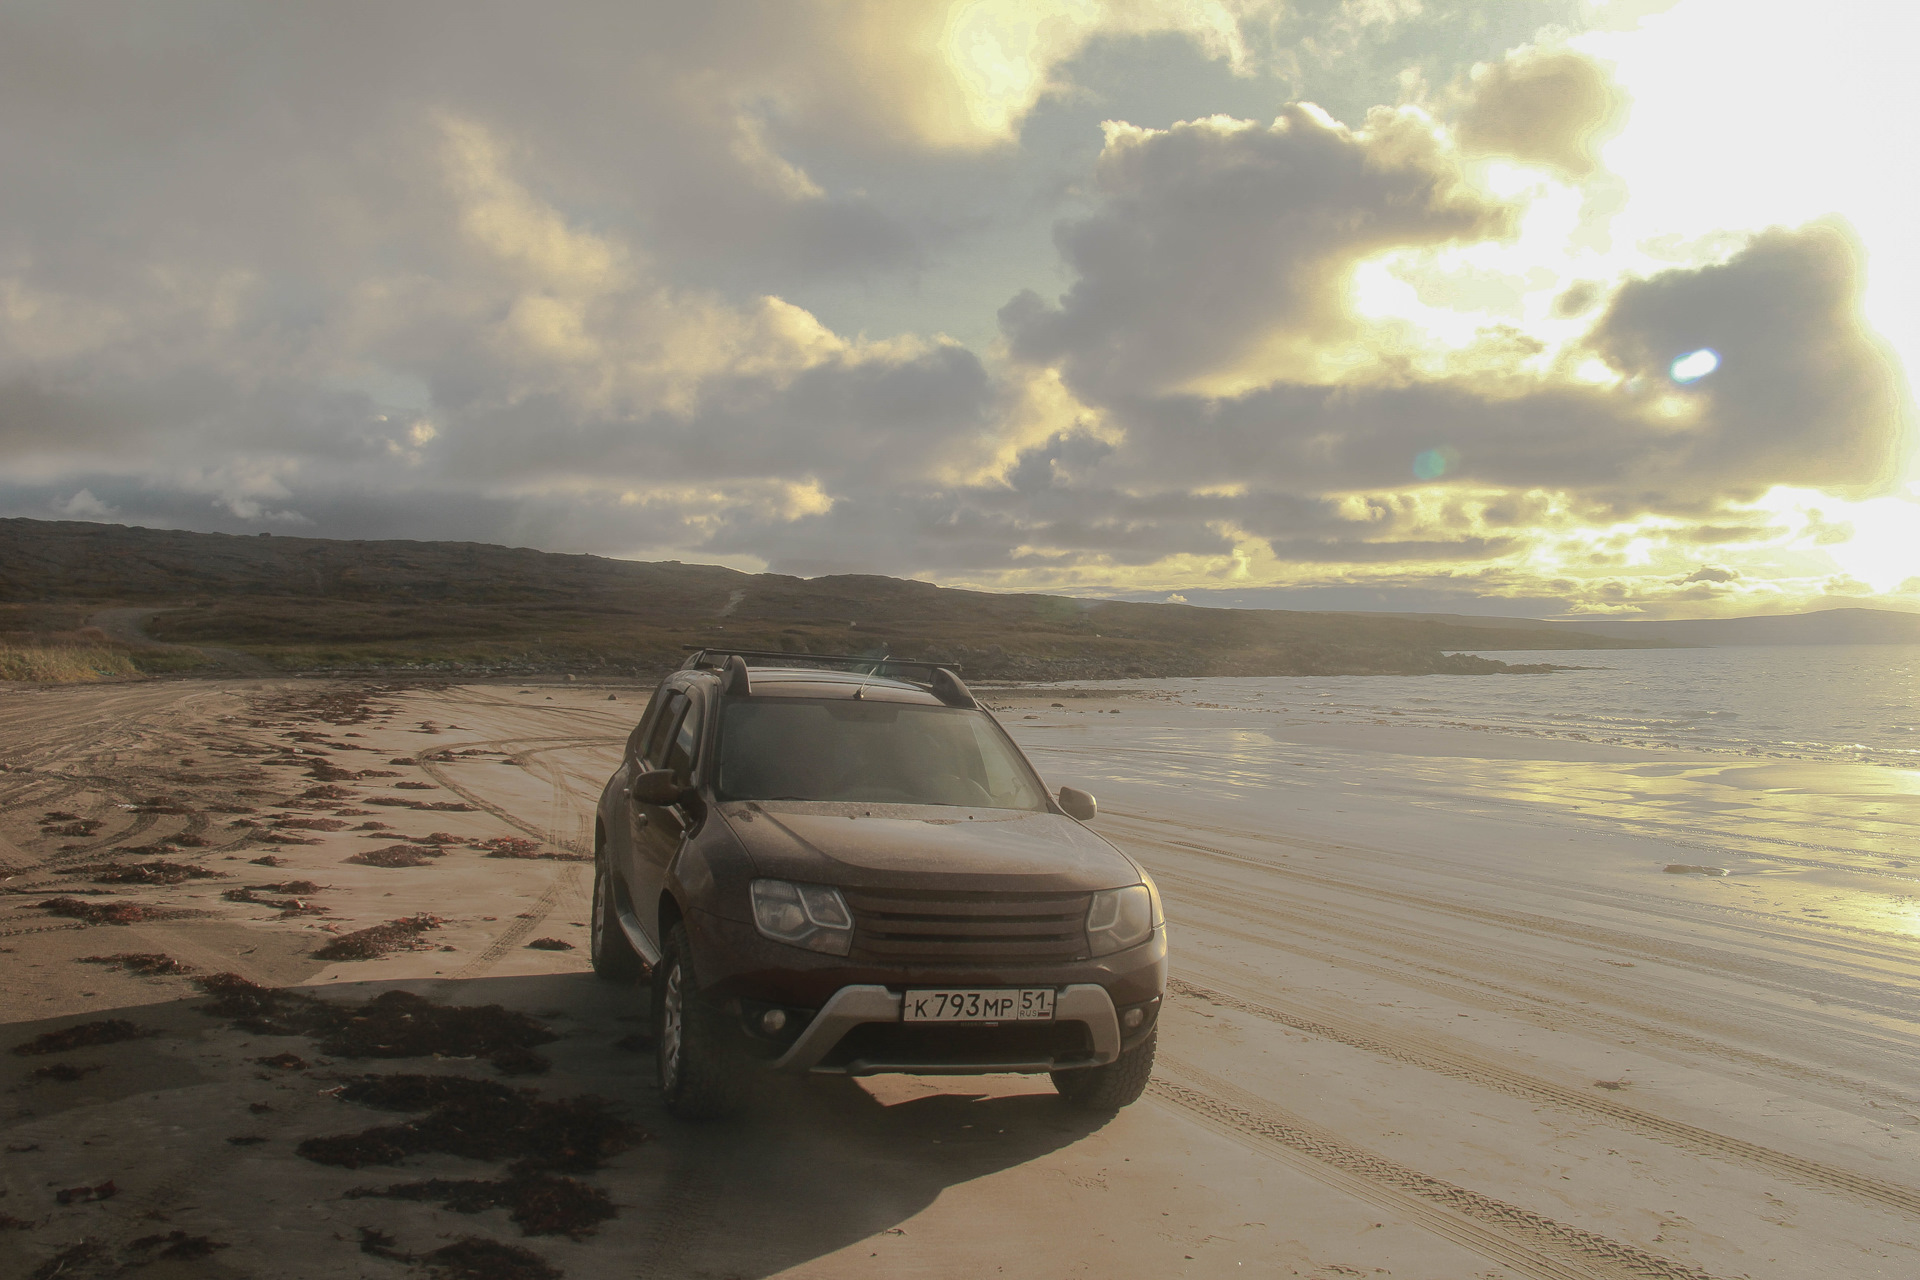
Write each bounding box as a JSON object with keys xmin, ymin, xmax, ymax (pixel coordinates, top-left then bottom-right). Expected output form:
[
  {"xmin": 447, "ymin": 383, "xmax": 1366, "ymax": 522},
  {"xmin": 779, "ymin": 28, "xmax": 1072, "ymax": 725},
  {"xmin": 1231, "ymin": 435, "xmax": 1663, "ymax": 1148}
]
[{"xmin": 901, "ymin": 988, "xmax": 1055, "ymax": 1023}]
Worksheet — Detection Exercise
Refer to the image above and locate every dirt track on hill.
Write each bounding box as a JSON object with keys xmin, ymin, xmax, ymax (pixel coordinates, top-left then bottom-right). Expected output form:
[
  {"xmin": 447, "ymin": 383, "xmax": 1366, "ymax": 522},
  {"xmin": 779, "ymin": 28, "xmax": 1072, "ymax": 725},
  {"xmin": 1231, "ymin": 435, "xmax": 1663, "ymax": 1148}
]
[{"xmin": 0, "ymin": 678, "xmax": 1914, "ymax": 1279}]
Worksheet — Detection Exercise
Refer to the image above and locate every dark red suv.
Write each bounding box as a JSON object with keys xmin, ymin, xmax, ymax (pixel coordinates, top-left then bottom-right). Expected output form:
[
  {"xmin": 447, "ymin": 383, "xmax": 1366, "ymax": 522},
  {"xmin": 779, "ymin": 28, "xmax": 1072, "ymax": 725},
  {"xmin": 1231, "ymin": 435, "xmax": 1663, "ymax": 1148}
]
[{"xmin": 591, "ymin": 649, "xmax": 1167, "ymax": 1118}]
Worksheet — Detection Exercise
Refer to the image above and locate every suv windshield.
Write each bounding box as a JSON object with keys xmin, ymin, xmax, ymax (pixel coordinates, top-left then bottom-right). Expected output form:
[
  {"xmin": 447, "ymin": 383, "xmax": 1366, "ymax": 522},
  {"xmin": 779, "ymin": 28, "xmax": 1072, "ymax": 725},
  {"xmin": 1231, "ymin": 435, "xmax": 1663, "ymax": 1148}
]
[{"xmin": 716, "ymin": 697, "xmax": 1048, "ymax": 810}]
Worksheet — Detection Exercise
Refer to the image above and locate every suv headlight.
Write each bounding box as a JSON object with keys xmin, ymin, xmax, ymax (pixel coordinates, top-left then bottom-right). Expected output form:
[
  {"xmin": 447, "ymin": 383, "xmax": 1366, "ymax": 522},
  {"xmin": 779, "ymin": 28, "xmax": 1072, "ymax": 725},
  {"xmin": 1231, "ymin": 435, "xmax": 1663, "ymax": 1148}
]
[
  {"xmin": 1086, "ymin": 884, "xmax": 1156, "ymax": 957},
  {"xmin": 750, "ymin": 879, "xmax": 854, "ymax": 956}
]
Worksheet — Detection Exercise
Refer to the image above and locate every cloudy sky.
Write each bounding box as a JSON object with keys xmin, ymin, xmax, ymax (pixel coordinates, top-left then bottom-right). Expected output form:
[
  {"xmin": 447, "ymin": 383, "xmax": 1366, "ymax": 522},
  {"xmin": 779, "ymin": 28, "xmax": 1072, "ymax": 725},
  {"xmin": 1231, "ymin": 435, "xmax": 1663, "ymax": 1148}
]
[{"xmin": 2, "ymin": 0, "xmax": 1915, "ymax": 618}]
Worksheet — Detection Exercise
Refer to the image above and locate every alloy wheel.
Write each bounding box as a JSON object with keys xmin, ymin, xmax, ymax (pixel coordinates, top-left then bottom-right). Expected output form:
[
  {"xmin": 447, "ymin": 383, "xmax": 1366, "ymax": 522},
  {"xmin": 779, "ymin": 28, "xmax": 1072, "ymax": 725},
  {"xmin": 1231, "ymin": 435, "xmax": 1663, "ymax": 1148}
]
[
  {"xmin": 660, "ymin": 959, "xmax": 685, "ymax": 1092},
  {"xmin": 590, "ymin": 865, "xmax": 608, "ymax": 963}
]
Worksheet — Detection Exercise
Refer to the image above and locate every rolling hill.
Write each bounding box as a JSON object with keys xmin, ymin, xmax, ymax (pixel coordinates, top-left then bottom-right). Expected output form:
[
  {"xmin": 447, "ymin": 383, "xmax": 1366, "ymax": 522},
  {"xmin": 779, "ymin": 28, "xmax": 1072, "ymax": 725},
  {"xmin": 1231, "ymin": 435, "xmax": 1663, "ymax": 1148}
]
[{"xmin": 0, "ymin": 518, "xmax": 1655, "ymax": 679}]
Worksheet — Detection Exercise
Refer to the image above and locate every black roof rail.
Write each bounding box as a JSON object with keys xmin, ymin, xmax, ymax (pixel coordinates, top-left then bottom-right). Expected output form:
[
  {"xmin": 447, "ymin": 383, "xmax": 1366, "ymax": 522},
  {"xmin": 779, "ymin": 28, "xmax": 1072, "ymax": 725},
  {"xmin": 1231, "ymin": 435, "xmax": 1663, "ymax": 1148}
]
[
  {"xmin": 679, "ymin": 646, "xmax": 976, "ymax": 708},
  {"xmin": 680, "ymin": 646, "xmax": 962, "ymax": 675}
]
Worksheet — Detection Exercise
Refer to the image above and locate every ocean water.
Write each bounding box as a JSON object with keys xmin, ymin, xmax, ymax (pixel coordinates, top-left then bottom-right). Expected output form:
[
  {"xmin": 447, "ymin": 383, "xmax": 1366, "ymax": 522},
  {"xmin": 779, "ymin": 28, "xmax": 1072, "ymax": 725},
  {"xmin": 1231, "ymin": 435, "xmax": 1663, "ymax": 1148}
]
[{"xmin": 1057, "ymin": 645, "xmax": 1920, "ymax": 769}]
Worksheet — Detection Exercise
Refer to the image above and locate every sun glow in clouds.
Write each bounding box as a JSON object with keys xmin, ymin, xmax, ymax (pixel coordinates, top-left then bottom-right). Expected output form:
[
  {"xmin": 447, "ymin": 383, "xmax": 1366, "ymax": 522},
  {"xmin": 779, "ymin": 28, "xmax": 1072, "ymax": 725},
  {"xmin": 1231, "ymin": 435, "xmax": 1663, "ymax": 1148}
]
[{"xmin": 1669, "ymin": 348, "xmax": 1720, "ymax": 384}]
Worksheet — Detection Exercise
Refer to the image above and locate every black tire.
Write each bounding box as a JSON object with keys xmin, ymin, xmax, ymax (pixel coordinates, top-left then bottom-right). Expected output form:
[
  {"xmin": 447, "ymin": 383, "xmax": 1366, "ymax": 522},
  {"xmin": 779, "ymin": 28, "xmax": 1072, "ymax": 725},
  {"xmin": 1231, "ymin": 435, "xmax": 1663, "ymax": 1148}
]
[
  {"xmin": 589, "ymin": 858, "xmax": 643, "ymax": 982},
  {"xmin": 1052, "ymin": 1029, "xmax": 1156, "ymax": 1110},
  {"xmin": 653, "ymin": 920, "xmax": 742, "ymax": 1119}
]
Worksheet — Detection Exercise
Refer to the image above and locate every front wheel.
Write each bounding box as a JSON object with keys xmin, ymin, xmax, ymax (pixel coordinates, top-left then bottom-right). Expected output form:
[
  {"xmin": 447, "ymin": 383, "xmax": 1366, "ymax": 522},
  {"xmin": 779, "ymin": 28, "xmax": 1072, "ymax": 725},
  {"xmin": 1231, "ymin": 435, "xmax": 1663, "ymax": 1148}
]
[
  {"xmin": 653, "ymin": 921, "xmax": 742, "ymax": 1119},
  {"xmin": 589, "ymin": 859, "xmax": 642, "ymax": 982},
  {"xmin": 1052, "ymin": 1029, "xmax": 1156, "ymax": 1110}
]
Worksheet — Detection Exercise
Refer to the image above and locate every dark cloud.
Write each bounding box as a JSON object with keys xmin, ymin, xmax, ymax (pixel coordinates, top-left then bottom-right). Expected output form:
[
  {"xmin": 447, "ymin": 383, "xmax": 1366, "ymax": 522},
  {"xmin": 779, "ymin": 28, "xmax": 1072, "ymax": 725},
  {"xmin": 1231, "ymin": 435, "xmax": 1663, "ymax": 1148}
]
[
  {"xmin": 1589, "ymin": 220, "xmax": 1906, "ymax": 496},
  {"xmin": 998, "ymin": 222, "xmax": 1907, "ymax": 526},
  {"xmin": 1003, "ymin": 105, "xmax": 1517, "ymax": 396},
  {"xmin": 1677, "ymin": 565, "xmax": 1739, "ymax": 583}
]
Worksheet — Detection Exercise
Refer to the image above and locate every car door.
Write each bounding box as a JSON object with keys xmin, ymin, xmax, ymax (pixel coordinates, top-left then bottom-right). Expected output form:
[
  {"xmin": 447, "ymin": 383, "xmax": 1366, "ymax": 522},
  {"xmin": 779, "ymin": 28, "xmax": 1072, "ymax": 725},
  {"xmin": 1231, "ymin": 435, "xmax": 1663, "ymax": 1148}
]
[{"xmin": 628, "ymin": 685, "xmax": 700, "ymax": 944}]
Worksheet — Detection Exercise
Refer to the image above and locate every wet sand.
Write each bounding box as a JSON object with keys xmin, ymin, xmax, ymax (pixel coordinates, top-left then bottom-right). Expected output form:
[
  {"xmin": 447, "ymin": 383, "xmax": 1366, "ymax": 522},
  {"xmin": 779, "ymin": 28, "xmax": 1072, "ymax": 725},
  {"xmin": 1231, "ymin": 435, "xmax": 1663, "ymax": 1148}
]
[{"xmin": 0, "ymin": 676, "xmax": 1915, "ymax": 1279}]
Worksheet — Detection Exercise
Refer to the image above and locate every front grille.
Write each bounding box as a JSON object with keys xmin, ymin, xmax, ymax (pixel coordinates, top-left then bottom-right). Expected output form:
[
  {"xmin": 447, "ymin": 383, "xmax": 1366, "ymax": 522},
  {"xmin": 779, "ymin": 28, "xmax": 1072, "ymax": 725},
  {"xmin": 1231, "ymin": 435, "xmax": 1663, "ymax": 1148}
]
[{"xmin": 844, "ymin": 888, "xmax": 1090, "ymax": 965}]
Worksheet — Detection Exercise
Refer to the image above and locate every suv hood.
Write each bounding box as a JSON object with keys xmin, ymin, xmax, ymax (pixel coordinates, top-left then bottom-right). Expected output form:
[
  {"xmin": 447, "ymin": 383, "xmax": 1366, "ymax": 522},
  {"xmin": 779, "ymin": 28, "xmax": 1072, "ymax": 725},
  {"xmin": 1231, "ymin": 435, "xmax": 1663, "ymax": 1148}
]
[{"xmin": 718, "ymin": 801, "xmax": 1139, "ymax": 894}]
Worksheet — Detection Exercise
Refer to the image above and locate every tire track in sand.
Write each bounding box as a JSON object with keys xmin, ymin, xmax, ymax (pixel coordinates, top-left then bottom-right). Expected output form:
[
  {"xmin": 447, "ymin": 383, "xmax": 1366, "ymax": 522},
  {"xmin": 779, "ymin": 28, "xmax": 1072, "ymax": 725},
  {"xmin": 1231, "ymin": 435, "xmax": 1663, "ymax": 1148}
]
[
  {"xmin": 1153, "ymin": 1057, "xmax": 1718, "ymax": 1280},
  {"xmin": 1169, "ymin": 977, "xmax": 1920, "ymax": 1219},
  {"xmin": 1122, "ymin": 823, "xmax": 1920, "ymax": 1019},
  {"xmin": 414, "ymin": 736, "xmax": 601, "ymax": 978},
  {"xmin": 1169, "ymin": 887, "xmax": 1917, "ymax": 1116},
  {"xmin": 1154, "ymin": 863, "xmax": 1918, "ymax": 1073}
]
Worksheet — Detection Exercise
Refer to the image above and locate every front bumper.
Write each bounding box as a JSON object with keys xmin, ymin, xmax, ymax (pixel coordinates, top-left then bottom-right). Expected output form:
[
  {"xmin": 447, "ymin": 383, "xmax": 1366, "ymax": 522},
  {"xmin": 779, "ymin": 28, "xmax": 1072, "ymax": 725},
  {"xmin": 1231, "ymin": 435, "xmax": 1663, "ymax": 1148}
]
[
  {"xmin": 769, "ymin": 983, "xmax": 1120, "ymax": 1075},
  {"xmin": 681, "ymin": 907, "xmax": 1166, "ymax": 1076}
]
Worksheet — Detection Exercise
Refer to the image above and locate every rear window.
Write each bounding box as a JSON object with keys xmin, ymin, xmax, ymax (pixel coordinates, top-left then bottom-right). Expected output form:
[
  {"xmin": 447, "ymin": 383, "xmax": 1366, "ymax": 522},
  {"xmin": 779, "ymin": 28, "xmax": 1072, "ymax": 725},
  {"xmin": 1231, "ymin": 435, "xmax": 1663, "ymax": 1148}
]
[{"xmin": 715, "ymin": 698, "xmax": 1047, "ymax": 810}]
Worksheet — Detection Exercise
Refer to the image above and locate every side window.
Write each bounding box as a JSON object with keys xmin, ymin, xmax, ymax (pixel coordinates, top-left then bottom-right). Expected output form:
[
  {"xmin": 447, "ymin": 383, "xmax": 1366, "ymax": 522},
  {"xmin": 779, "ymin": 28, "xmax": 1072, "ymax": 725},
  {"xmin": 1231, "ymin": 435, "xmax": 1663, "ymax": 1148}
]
[
  {"xmin": 644, "ymin": 691, "xmax": 688, "ymax": 769},
  {"xmin": 665, "ymin": 691, "xmax": 703, "ymax": 780}
]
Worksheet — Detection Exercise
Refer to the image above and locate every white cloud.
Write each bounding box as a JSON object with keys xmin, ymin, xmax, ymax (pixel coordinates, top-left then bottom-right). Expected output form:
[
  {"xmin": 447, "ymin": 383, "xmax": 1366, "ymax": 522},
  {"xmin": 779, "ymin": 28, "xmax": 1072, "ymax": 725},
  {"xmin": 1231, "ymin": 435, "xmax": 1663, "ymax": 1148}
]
[{"xmin": 55, "ymin": 489, "xmax": 116, "ymax": 519}]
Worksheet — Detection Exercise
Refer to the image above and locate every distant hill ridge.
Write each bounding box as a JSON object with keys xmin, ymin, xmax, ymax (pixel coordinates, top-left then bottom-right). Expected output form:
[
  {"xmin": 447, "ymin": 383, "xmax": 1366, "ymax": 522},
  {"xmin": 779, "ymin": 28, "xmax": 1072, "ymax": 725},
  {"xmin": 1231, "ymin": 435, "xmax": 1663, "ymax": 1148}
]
[{"xmin": 3, "ymin": 518, "xmax": 1910, "ymax": 678}]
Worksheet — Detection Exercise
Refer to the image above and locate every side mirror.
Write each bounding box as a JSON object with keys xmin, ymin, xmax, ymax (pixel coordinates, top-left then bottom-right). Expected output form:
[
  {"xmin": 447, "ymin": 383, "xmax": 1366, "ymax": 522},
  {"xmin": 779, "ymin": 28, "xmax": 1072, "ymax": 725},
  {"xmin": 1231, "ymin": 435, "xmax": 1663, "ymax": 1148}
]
[
  {"xmin": 1057, "ymin": 786, "xmax": 1097, "ymax": 822},
  {"xmin": 629, "ymin": 768, "xmax": 688, "ymax": 806}
]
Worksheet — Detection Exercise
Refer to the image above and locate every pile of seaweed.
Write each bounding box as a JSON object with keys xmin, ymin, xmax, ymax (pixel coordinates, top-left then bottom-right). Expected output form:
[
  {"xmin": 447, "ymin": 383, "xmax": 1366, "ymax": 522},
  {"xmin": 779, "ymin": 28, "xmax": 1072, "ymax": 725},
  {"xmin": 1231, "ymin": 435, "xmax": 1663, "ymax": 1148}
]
[
  {"xmin": 306, "ymin": 1074, "xmax": 638, "ymax": 1239},
  {"xmin": 222, "ymin": 887, "xmax": 328, "ymax": 916},
  {"xmin": 80, "ymin": 952, "xmax": 196, "ymax": 976},
  {"xmin": 360, "ymin": 1231, "xmax": 562, "ymax": 1280},
  {"xmin": 312, "ymin": 914, "xmax": 446, "ymax": 960},
  {"xmin": 346, "ymin": 844, "xmax": 445, "ymax": 868},
  {"xmin": 11, "ymin": 1019, "xmax": 158, "ymax": 1056},
  {"xmin": 71, "ymin": 860, "xmax": 224, "ymax": 885},
  {"xmin": 35, "ymin": 897, "xmax": 196, "ymax": 926},
  {"xmin": 365, "ymin": 796, "xmax": 476, "ymax": 812},
  {"xmin": 194, "ymin": 974, "xmax": 556, "ymax": 1074},
  {"xmin": 477, "ymin": 837, "xmax": 589, "ymax": 863}
]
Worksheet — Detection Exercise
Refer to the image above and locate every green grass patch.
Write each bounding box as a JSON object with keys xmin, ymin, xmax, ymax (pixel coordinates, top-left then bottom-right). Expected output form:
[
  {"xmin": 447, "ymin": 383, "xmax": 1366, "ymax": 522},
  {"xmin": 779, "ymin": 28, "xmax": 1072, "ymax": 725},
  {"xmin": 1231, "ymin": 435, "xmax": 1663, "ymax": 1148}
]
[{"xmin": 0, "ymin": 644, "xmax": 139, "ymax": 682}]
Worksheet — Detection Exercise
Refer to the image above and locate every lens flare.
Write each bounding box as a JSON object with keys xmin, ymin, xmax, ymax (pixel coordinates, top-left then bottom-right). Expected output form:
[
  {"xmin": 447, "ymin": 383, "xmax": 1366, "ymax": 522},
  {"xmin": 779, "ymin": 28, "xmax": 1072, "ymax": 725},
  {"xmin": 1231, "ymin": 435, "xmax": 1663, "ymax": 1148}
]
[
  {"xmin": 1413, "ymin": 448, "xmax": 1454, "ymax": 480},
  {"xmin": 1670, "ymin": 348, "xmax": 1720, "ymax": 383}
]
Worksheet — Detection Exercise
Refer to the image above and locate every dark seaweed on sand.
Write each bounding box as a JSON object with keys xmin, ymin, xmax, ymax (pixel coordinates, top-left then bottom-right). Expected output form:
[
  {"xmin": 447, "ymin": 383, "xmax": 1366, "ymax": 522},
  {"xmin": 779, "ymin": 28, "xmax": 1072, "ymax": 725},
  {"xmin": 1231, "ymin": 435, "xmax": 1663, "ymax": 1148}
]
[
  {"xmin": 78, "ymin": 861, "xmax": 224, "ymax": 885},
  {"xmin": 12, "ymin": 1019, "xmax": 157, "ymax": 1056},
  {"xmin": 358, "ymin": 1225, "xmax": 411, "ymax": 1260},
  {"xmin": 126, "ymin": 1230, "xmax": 230, "ymax": 1261},
  {"xmin": 194, "ymin": 976, "xmax": 557, "ymax": 1073},
  {"xmin": 80, "ymin": 952, "xmax": 195, "ymax": 975},
  {"xmin": 423, "ymin": 1237, "xmax": 562, "ymax": 1280},
  {"xmin": 364, "ymin": 796, "xmax": 476, "ymax": 811},
  {"xmin": 345, "ymin": 844, "xmax": 443, "ymax": 868},
  {"xmin": 479, "ymin": 837, "xmax": 590, "ymax": 863},
  {"xmin": 222, "ymin": 887, "xmax": 328, "ymax": 915},
  {"xmin": 31, "ymin": 1063, "xmax": 104, "ymax": 1082},
  {"xmin": 312, "ymin": 913, "xmax": 445, "ymax": 959},
  {"xmin": 36, "ymin": 897, "xmax": 193, "ymax": 925},
  {"xmin": 346, "ymin": 1171, "xmax": 615, "ymax": 1239},
  {"xmin": 273, "ymin": 816, "xmax": 349, "ymax": 831},
  {"xmin": 524, "ymin": 938, "xmax": 574, "ymax": 951},
  {"xmin": 301, "ymin": 1073, "xmax": 637, "ymax": 1176},
  {"xmin": 30, "ymin": 1241, "xmax": 106, "ymax": 1280}
]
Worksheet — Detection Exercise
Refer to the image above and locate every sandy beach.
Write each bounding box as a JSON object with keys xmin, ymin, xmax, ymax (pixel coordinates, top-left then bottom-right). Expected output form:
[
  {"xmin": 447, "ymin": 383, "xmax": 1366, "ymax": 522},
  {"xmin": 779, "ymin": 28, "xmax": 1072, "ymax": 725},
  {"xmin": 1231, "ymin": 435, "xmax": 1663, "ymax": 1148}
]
[{"xmin": 1, "ymin": 675, "xmax": 1914, "ymax": 1279}]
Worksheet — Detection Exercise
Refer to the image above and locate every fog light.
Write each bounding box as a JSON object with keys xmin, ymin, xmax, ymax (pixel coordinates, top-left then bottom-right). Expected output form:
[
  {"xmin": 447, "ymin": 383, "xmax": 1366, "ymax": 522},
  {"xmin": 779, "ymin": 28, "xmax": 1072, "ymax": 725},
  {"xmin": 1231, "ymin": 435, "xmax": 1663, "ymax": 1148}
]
[
  {"xmin": 761, "ymin": 1009, "xmax": 788, "ymax": 1034},
  {"xmin": 1121, "ymin": 1007, "xmax": 1145, "ymax": 1030}
]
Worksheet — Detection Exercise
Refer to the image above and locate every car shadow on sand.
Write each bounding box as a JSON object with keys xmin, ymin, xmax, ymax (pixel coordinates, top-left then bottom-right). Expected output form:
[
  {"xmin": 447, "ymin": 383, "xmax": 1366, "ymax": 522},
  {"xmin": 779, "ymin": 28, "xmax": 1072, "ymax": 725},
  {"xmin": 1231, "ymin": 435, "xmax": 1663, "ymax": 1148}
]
[{"xmin": 1, "ymin": 968, "xmax": 1113, "ymax": 1280}]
